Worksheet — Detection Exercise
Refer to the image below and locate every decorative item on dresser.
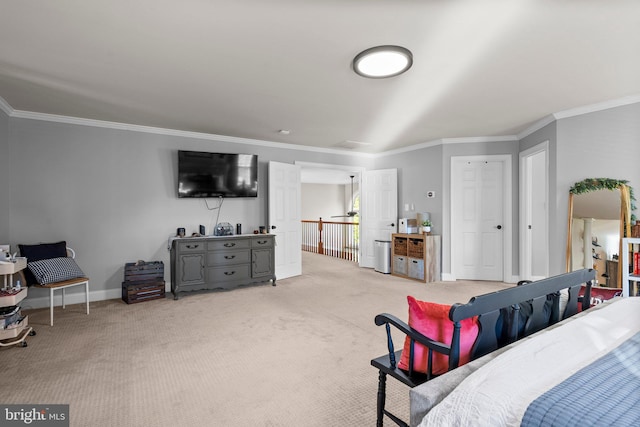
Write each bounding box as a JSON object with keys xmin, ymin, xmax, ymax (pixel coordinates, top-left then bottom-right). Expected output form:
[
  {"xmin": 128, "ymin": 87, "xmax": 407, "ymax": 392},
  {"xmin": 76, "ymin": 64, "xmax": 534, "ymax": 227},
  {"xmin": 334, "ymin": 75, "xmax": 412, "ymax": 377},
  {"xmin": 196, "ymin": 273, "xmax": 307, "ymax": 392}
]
[{"xmin": 170, "ymin": 234, "xmax": 276, "ymax": 299}]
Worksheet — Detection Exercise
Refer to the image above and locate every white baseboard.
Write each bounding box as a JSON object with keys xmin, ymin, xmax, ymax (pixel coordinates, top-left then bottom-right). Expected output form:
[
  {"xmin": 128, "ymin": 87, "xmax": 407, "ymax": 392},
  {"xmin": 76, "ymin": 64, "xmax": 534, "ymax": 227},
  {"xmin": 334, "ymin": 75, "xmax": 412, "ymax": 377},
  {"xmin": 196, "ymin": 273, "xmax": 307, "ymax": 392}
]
[
  {"xmin": 441, "ymin": 273, "xmax": 518, "ymax": 283},
  {"xmin": 20, "ymin": 282, "xmax": 173, "ymax": 310}
]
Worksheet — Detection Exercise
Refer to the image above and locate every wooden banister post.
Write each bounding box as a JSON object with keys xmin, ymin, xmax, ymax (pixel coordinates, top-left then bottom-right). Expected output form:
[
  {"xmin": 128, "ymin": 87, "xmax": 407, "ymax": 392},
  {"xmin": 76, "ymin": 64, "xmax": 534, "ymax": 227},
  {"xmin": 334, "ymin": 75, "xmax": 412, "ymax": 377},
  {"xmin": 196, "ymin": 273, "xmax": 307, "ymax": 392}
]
[{"xmin": 318, "ymin": 217, "xmax": 324, "ymax": 255}]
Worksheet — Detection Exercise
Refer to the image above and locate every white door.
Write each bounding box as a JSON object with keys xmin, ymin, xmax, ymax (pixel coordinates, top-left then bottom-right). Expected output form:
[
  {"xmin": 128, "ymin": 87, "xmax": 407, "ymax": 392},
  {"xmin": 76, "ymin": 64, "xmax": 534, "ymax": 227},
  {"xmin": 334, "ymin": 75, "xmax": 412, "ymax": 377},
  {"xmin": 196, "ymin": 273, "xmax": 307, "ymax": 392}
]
[
  {"xmin": 360, "ymin": 169, "xmax": 398, "ymax": 268},
  {"xmin": 452, "ymin": 158, "xmax": 506, "ymax": 280},
  {"xmin": 520, "ymin": 142, "xmax": 549, "ymax": 280},
  {"xmin": 268, "ymin": 161, "xmax": 301, "ymax": 280}
]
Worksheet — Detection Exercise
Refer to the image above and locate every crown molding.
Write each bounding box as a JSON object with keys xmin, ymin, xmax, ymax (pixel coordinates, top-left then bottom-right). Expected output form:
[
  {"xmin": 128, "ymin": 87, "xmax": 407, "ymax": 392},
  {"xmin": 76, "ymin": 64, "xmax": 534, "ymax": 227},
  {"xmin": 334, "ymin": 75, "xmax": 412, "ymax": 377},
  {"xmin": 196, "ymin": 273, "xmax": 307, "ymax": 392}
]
[
  {"xmin": 375, "ymin": 135, "xmax": 518, "ymax": 158},
  {"xmin": 552, "ymin": 94, "xmax": 640, "ymax": 120},
  {"xmin": 0, "ymin": 96, "xmax": 13, "ymax": 116},
  {"xmin": 516, "ymin": 114, "xmax": 556, "ymax": 140},
  {"xmin": 440, "ymin": 135, "xmax": 518, "ymax": 144},
  {"xmin": 4, "ymin": 93, "xmax": 639, "ymax": 157},
  {"xmin": 9, "ymin": 108, "xmax": 375, "ymax": 158}
]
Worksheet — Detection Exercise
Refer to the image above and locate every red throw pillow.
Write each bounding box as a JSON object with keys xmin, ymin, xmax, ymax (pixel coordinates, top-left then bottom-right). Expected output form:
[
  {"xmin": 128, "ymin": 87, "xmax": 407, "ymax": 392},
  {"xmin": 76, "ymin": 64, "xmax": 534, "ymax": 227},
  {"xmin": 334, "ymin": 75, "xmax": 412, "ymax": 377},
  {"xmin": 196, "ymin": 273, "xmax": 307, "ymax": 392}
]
[{"xmin": 398, "ymin": 296, "xmax": 479, "ymax": 375}]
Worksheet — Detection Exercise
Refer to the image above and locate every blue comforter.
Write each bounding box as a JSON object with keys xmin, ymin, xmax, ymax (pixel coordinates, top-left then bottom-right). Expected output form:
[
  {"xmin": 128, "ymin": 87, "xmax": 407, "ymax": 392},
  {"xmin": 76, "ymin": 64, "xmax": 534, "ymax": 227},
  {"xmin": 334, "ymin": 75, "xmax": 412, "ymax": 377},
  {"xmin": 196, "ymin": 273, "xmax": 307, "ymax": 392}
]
[{"xmin": 522, "ymin": 331, "xmax": 640, "ymax": 426}]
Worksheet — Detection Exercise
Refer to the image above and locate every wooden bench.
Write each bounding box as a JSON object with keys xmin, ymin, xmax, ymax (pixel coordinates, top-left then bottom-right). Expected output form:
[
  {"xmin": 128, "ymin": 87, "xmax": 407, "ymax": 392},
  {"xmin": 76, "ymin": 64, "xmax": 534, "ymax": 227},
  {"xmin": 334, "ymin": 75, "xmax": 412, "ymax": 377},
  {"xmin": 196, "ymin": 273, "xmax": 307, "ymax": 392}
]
[{"xmin": 371, "ymin": 269, "xmax": 595, "ymax": 427}]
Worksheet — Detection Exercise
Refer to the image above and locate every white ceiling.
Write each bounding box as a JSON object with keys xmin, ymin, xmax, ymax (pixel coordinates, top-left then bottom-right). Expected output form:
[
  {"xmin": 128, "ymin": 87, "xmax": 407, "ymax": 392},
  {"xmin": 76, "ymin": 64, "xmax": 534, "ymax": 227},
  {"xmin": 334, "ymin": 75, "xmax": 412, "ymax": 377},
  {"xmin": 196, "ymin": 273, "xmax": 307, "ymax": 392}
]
[{"xmin": 1, "ymin": 1, "xmax": 639, "ymax": 154}]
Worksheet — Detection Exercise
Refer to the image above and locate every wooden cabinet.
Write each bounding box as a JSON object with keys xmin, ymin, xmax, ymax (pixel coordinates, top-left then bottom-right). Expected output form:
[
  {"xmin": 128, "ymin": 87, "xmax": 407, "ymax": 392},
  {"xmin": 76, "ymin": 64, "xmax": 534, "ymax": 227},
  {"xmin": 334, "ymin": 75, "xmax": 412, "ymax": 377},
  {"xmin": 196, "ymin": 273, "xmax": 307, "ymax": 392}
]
[
  {"xmin": 171, "ymin": 235, "xmax": 275, "ymax": 299},
  {"xmin": 391, "ymin": 233, "xmax": 441, "ymax": 283}
]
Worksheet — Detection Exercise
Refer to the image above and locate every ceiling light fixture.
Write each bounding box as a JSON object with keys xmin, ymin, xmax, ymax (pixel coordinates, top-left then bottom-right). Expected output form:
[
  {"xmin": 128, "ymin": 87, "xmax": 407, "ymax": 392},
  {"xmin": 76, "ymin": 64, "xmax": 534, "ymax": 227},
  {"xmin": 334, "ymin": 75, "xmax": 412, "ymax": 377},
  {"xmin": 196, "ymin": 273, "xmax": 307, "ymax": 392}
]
[{"xmin": 353, "ymin": 45, "xmax": 413, "ymax": 78}]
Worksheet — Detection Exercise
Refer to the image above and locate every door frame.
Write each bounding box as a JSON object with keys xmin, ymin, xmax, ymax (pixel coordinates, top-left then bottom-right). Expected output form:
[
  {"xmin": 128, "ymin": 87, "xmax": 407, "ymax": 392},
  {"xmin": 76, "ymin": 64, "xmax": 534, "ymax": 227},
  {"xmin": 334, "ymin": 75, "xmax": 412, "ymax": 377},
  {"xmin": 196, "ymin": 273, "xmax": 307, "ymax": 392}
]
[
  {"xmin": 450, "ymin": 154, "xmax": 513, "ymax": 282},
  {"xmin": 296, "ymin": 161, "xmax": 366, "ymax": 261},
  {"xmin": 519, "ymin": 141, "xmax": 549, "ymax": 281}
]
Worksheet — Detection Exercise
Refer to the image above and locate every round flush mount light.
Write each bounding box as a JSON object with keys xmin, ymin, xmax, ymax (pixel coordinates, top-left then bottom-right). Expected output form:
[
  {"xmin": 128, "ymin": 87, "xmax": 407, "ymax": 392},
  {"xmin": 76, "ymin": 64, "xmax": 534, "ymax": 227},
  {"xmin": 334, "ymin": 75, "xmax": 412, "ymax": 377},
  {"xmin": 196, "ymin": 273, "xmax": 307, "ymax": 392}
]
[{"xmin": 353, "ymin": 45, "xmax": 413, "ymax": 78}]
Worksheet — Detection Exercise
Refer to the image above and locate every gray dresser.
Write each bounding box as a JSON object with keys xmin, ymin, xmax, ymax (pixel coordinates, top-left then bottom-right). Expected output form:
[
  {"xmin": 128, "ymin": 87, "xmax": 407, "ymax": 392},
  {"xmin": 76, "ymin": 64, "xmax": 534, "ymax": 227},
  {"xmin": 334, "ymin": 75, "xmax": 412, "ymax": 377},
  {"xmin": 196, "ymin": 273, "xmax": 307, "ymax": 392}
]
[{"xmin": 170, "ymin": 234, "xmax": 276, "ymax": 299}]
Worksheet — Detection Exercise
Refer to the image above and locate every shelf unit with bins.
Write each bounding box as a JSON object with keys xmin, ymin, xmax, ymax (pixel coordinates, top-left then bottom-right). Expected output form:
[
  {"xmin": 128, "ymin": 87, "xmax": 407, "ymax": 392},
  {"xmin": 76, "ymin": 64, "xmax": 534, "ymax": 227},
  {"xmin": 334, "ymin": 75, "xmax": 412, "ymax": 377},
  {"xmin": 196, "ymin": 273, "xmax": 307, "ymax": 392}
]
[
  {"xmin": 0, "ymin": 258, "xmax": 35, "ymax": 348},
  {"xmin": 621, "ymin": 237, "xmax": 640, "ymax": 297},
  {"xmin": 391, "ymin": 233, "xmax": 441, "ymax": 283}
]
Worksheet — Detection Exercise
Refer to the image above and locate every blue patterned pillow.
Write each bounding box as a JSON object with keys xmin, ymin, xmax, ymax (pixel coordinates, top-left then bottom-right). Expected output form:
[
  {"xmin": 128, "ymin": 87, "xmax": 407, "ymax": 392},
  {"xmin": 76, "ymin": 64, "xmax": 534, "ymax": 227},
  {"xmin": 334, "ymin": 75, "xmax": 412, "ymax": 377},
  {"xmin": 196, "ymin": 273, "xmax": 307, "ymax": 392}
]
[{"xmin": 28, "ymin": 257, "xmax": 86, "ymax": 285}]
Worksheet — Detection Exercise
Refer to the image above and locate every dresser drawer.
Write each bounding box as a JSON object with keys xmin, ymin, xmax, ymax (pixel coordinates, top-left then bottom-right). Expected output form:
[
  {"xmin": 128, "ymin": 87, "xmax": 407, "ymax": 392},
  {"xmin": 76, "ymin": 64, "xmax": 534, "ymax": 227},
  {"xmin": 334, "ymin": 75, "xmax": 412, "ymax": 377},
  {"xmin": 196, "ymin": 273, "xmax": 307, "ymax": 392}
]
[
  {"xmin": 251, "ymin": 237, "xmax": 274, "ymax": 248},
  {"xmin": 207, "ymin": 250, "xmax": 250, "ymax": 266},
  {"xmin": 208, "ymin": 265, "xmax": 251, "ymax": 282},
  {"xmin": 177, "ymin": 241, "xmax": 206, "ymax": 252},
  {"xmin": 207, "ymin": 239, "xmax": 250, "ymax": 251}
]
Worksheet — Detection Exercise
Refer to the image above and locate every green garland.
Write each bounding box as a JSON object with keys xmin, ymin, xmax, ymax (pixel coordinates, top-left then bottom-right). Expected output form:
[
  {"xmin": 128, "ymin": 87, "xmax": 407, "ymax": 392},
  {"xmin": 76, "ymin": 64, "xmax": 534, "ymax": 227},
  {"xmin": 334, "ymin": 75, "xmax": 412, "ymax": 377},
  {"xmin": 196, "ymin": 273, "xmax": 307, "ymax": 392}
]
[{"xmin": 569, "ymin": 177, "xmax": 636, "ymax": 222}]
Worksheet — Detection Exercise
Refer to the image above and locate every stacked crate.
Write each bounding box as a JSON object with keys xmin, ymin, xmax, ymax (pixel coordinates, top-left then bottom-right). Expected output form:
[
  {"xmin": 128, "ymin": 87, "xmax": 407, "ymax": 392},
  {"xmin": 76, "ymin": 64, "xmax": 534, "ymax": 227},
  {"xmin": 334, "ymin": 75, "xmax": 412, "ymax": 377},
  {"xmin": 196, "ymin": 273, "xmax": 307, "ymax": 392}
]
[
  {"xmin": 408, "ymin": 238, "xmax": 425, "ymax": 281},
  {"xmin": 393, "ymin": 236, "xmax": 408, "ymax": 276},
  {"xmin": 122, "ymin": 261, "xmax": 165, "ymax": 304}
]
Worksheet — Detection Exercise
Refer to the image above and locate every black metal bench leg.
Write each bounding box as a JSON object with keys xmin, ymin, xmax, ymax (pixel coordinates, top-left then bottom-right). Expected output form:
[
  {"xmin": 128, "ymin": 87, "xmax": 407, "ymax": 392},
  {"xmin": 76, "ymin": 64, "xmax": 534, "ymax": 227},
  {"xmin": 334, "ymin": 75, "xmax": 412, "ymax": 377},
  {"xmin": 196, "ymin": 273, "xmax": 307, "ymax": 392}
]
[{"xmin": 377, "ymin": 370, "xmax": 387, "ymax": 427}]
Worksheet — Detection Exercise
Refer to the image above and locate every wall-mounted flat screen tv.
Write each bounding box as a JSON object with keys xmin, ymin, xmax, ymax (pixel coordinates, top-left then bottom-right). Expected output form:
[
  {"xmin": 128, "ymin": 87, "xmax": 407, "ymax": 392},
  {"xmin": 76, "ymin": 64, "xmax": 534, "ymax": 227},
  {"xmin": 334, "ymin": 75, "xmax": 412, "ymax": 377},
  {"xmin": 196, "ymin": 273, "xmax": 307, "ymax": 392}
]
[{"xmin": 178, "ymin": 150, "xmax": 258, "ymax": 198}]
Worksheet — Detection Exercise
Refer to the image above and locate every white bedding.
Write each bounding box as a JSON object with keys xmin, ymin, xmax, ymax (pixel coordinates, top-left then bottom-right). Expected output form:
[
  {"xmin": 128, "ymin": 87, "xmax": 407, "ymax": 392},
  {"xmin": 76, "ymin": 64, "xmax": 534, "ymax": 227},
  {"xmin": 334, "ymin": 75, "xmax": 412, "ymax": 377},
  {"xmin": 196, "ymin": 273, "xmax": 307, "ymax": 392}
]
[{"xmin": 419, "ymin": 297, "xmax": 640, "ymax": 427}]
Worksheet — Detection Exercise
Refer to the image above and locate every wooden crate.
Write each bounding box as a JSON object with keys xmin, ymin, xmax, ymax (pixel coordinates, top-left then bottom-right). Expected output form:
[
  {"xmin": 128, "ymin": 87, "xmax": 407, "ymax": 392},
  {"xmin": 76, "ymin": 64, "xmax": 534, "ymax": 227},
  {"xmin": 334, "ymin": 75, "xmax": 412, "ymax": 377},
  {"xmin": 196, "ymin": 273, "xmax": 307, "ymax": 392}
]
[
  {"xmin": 124, "ymin": 261, "xmax": 164, "ymax": 283},
  {"xmin": 122, "ymin": 261, "xmax": 165, "ymax": 304},
  {"xmin": 122, "ymin": 280, "xmax": 165, "ymax": 304},
  {"xmin": 408, "ymin": 238, "xmax": 424, "ymax": 258}
]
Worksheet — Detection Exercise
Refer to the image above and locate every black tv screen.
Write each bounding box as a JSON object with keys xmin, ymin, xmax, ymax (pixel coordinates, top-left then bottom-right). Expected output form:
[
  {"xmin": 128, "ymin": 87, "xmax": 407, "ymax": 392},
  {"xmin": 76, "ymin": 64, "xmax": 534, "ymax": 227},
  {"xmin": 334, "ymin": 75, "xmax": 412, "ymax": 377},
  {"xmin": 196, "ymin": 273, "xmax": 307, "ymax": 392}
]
[{"xmin": 178, "ymin": 150, "xmax": 258, "ymax": 198}]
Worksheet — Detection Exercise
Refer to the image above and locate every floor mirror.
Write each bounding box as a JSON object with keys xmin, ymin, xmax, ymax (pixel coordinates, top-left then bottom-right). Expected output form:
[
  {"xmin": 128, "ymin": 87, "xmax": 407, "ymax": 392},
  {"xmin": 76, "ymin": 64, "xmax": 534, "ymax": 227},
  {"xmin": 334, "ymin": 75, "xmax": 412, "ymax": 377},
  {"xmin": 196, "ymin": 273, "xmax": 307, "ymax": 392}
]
[{"xmin": 566, "ymin": 179, "xmax": 632, "ymax": 288}]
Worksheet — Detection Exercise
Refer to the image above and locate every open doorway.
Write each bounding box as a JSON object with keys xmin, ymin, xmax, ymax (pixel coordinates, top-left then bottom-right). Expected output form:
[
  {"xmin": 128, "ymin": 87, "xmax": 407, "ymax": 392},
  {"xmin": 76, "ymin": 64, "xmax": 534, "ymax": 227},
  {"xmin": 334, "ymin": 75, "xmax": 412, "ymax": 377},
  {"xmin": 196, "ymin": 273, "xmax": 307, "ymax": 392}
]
[{"xmin": 298, "ymin": 163, "xmax": 363, "ymax": 264}]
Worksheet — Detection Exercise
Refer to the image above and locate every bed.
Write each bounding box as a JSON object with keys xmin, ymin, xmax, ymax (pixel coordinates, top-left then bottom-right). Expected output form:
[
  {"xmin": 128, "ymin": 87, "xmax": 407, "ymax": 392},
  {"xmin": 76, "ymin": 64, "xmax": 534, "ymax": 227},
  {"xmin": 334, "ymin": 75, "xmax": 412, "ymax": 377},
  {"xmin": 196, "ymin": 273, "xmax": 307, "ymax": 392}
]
[
  {"xmin": 372, "ymin": 268, "xmax": 634, "ymax": 427},
  {"xmin": 412, "ymin": 296, "xmax": 640, "ymax": 426}
]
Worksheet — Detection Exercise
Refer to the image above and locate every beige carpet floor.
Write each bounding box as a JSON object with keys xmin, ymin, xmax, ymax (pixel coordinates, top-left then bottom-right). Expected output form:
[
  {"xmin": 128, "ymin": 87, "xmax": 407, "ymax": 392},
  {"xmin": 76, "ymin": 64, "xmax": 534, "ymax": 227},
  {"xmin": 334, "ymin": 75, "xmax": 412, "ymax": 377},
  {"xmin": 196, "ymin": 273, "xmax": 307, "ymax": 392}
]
[{"xmin": 1, "ymin": 252, "xmax": 512, "ymax": 427}]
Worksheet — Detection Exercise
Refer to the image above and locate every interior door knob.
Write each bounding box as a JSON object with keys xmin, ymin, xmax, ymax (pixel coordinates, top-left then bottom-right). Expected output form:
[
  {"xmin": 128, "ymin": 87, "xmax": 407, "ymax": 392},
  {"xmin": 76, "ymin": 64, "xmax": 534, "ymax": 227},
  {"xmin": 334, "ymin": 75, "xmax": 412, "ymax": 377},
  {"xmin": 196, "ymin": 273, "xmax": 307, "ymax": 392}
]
[
  {"xmin": 496, "ymin": 225, "xmax": 502, "ymax": 230},
  {"xmin": 271, "ymin": 225, "xmax": 276, "ymax": 229}
]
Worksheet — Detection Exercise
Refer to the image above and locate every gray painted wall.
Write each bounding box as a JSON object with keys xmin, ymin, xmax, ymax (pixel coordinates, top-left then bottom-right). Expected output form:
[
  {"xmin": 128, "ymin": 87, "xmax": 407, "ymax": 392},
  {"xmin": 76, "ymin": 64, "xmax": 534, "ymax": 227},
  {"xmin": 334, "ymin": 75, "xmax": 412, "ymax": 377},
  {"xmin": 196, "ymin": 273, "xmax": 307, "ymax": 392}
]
[
  {"xmin": 0, "ymin": 109, "xmax": 8, "ymax": 243},
  {"xmin": 4, "ymin": 101, "xmax": 639, "ymax": 307},
  {"xmin": 7, "ymin": 117, "xmax": 372, "ymax": 307},
  {"xmin": 554, "ymin": 102, "xmax": 640, "ymax": 275},
  {"xmin": 376, "ymin": 145, "xmax": 443, "ymax": 235},
  {"xmin": 375, "ymin": 140, "xmax": 520, "ymax": 280},
  {"xmin": 301, "ymin": 183, "xmax": 345, "ymax": 221}
]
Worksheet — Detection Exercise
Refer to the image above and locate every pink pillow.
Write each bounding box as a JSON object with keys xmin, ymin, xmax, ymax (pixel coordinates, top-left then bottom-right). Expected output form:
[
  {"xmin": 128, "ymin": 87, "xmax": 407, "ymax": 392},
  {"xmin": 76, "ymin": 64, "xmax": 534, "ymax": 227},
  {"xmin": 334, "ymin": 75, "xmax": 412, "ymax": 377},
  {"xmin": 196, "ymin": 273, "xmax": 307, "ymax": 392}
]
[{"xmin": 398, "ymin": 296, "xmax": 479, "ymax": 375}]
